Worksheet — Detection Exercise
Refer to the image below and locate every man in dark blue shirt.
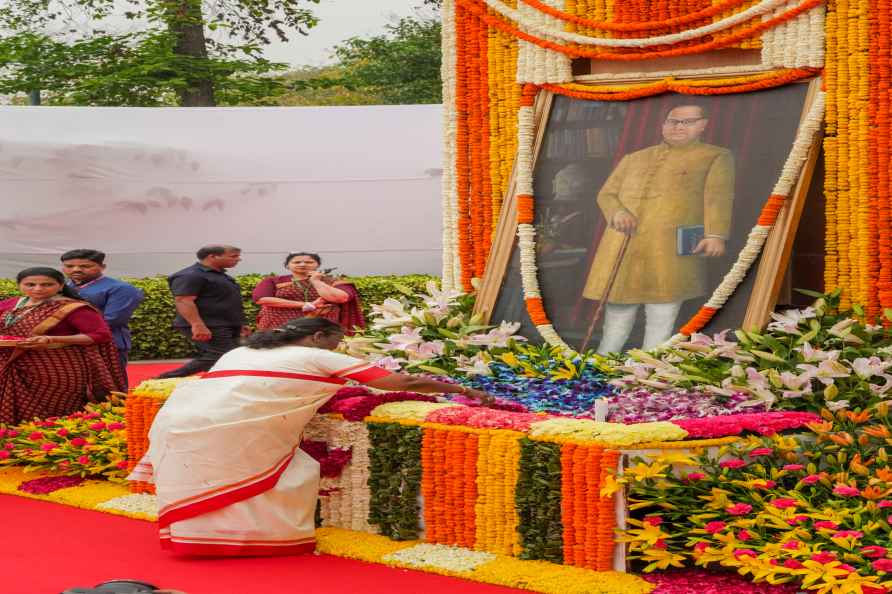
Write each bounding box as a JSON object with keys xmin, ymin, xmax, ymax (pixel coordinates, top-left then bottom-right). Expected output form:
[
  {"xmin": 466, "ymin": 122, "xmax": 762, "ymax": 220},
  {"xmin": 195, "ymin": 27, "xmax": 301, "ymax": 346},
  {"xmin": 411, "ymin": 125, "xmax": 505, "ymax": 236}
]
[
  {"xmin": 61, "ymin": 249, "xmax": 145, "ymax": 385},
  {"xmin": 156, "ymin": 245, "xmax": 247, "ymax": 378}
]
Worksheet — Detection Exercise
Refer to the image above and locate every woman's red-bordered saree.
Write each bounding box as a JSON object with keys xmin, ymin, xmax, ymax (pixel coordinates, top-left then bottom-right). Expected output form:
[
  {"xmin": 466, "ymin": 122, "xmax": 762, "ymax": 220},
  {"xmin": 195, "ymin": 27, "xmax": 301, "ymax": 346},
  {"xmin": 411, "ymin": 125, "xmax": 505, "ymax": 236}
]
[{"xmin": 129, "ymin": 345, "xmax": 389, "ymax": 557}]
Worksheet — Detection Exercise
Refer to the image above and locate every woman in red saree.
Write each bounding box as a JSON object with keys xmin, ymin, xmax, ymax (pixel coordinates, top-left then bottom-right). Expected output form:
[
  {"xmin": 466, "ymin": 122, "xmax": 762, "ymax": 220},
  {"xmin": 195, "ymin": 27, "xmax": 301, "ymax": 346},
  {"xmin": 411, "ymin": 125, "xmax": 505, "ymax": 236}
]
[
  {"xmin": 0, "ymin": 267, "xmax": 126, "ymax": 425},
  {"xmin": 252, "ymin": 252, "xmax": 365, "ymax": 333}
]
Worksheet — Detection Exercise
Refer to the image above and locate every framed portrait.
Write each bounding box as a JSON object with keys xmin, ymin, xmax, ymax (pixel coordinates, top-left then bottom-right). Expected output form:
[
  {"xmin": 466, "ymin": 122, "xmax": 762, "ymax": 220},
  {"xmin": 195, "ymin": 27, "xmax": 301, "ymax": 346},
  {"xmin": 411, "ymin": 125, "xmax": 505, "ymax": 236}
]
[{"xmin": 476, "ymin": 77, "xmax": 823, "ymax": 353}]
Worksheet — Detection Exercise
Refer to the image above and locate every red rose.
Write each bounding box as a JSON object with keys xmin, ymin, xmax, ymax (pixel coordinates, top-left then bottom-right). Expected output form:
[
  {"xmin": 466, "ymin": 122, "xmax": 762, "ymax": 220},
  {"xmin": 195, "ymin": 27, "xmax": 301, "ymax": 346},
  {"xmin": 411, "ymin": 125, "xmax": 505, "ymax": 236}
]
[
  {"xmin": 726, "ymin": 503, "xmax": 753, "ymax": 516},
  {"xmin": 861, "ymin": 545, "xmax": 888, "ymax": 558},
  {"xmin": 720, "ymin": 459, "xmax": 747, "ymax": 469},
  {"xmin": 705, "ymin": 521, "xmax": 727, "ymax": 534},
  {"xmin": 748, "ymin": 448, "xmax": 774, "ymax": 457}
]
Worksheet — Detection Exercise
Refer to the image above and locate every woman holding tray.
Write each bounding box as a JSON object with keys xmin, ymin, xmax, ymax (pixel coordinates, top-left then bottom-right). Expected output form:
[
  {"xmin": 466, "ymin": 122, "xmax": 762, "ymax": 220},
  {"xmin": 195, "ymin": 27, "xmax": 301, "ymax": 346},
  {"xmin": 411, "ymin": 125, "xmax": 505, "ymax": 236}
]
[
  {"xmin": 252, "ymin": 252, "xmax": 365, "ymax": 333},
  {"xmin": 0, "ymin": 267, "xmax": 125, "ymax": 425},
  {"xmin": 131, "ymin": 317, "xmax": 492, "ymax": 557}
]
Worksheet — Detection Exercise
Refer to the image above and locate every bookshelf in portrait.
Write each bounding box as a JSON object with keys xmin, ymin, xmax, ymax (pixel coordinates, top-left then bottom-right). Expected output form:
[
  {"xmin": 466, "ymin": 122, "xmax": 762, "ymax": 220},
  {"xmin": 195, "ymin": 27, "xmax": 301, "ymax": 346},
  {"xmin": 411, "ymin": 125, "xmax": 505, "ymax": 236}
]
[{"xmin": 475, "ymin": 74, "xmax": 824, "ymax": 355}]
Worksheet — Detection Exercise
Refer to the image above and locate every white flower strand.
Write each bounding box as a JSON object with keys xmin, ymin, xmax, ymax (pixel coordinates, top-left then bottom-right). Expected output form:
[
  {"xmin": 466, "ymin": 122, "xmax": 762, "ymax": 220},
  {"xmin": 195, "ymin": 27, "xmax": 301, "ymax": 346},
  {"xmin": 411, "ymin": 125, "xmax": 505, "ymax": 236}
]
[
  {"xmin": 441, "ymin": 0, "xmax": 460, "ymax": 291},
  {"xmin": 517, "ymin": 89, "xmax": 824, "ymax": 352},
  {"xmin": 304, "ymin": 415, "xmax": 374, "ymax": 532},
  {"xmin": 482, "ymin": 0, "xmax": 805, "ymax": 48},
  {"xmin": 516, "ymin": 0, "xmax": 572, "ymax": 84},
  {"xmin": 701, "ymin": 94, "xmax": 825, "ymax": 311}
]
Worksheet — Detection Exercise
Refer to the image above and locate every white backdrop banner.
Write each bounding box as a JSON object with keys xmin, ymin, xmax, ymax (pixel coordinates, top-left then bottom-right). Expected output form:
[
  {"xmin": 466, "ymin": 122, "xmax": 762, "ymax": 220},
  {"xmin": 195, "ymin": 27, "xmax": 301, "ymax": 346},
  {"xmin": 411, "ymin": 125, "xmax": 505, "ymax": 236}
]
[{"xmin": 0, "ymin": 105, "xmax": 443, "ymax": 279}]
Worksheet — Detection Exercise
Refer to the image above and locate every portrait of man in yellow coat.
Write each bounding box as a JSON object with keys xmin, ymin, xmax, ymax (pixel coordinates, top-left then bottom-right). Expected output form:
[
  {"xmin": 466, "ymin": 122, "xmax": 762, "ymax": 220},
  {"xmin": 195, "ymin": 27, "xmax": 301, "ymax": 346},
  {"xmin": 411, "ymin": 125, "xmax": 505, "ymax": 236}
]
[{"xmin": 583, "ymin": 103, "xmax": 734, "ymax": 354}]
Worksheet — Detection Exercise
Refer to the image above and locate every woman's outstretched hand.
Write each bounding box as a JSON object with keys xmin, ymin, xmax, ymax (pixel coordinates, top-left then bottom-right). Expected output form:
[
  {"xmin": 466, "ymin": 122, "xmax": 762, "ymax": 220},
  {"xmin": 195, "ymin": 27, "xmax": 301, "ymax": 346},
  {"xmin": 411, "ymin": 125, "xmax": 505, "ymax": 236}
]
[{"xmin": 462, "ymin": 387, "xmax": 496, "ymax": 406}]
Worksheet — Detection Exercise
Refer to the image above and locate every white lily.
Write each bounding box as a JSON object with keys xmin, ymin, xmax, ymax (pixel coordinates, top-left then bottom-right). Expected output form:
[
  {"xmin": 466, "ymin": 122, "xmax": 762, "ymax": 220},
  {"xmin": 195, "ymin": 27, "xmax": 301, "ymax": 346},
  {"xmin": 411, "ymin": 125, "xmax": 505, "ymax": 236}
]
[
  {"xmin": 796, "ymin": 342, "xmax": 840, "ymax": 362},
  {"xmin": 796, "ymin": 359, "xmax": 851, "ymax": 385},
  {"xmin": 455, "ymin": 353, "xmax": 492, "ymax": 376},
  {"xmin": 851, "ymin": 356, "xmax": 892, "ymax": 379},
  {"xmin": 422, "ymin": 280, "xmax": 463, "ymax": 311},
  {"xmin": 766, "ymin": 307, "xmax": 816, "ymax": 334},
  {"xmin": 372, "ymin": 356, "xmax": 407, "ymax": 371},
  {"xmin": 825, "ymin": 399, "xmax": 851, "ymax": 412}
]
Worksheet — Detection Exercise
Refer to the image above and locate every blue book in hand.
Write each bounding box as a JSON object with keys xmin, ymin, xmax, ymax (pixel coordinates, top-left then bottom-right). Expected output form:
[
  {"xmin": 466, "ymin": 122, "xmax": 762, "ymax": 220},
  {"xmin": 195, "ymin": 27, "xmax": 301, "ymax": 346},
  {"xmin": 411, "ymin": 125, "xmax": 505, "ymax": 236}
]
[{"xmin": 677, "ymin": 225, "xmax": 704, "ymax": 256}]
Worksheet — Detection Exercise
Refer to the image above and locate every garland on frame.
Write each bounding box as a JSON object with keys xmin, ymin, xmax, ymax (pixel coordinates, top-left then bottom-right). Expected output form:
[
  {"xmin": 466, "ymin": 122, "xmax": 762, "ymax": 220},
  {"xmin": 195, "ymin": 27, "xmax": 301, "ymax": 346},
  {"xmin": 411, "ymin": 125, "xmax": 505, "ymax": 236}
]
[
  {"xmin": 513, "ymin": 80, "xmax": 826, "ymax": 351},
  {"xmin": 439, "ymin": 0, "xmax": 826, "ymax": 293}
]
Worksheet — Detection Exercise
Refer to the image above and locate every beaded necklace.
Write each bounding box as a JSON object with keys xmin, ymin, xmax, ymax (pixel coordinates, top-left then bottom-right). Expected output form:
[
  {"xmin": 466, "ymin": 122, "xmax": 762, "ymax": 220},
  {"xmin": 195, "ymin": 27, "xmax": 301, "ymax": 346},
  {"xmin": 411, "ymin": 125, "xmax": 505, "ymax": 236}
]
[{"xmin": 2, "ymin": 297, "xmax": 49, "ymax": 328}]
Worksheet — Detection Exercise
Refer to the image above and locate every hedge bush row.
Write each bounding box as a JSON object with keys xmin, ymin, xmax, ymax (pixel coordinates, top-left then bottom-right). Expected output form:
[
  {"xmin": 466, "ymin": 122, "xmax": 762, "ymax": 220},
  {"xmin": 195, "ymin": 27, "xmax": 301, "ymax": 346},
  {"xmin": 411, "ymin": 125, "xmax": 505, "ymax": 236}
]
[{"xmin": 0, "ymin": 273, "xmax": 437, "ymax": 360}]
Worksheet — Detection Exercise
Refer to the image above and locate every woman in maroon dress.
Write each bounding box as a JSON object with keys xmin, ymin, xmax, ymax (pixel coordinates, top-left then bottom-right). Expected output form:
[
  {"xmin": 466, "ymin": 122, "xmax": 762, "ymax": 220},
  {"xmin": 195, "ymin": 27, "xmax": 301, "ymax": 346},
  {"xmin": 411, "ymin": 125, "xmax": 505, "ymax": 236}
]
[
  {"xmin": 0, "ymin": 267, "xmax": 126, "ymax": 425},
  {"xmin": 252, "ymin": 253, "xmax": 365, "ymax": 333}
]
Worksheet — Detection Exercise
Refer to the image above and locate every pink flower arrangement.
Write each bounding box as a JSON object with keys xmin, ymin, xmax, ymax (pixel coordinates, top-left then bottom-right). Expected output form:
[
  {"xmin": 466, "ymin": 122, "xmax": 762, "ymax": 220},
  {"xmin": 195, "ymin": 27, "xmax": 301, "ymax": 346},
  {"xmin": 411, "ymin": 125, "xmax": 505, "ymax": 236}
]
[
  {"xmin": 318, "ymin": 387, "xmax": 436, "ymax": 421},
  {"xmin": 872, "ymin": 559, "xmax": 892, "ymax": 572},
  {"xmin": 17, "ymin": 476, "xmax": 84, "ymax": 495},
  {"xmin": 861, "ymin": 546, "xmax": 888, "ymax": 558},
  {"xmin": 749, "ymin": 448, "xmax": 774, "ymax": 457},
  {"xmin": 672, "ymin": 412, "xmax": 821, "ymax": 439},
  {"xmin": 300, "ymin": 439, "xmax": 353, "ymax": 478},
  {"xmin": 726, "ymin": 503, "xmax": 753, "ymax": 516},
  {"xmin": 832, "ymin": 530, "xmax": 863, "ymax": 539},
  {"xmin": 810, "ymin": 551, "xmax": 838, "ymax": 563},
  {"xmin": 424, "ymin": 406, "xmax": 549, "ymax": 431},
  {"xmin": 832, "ymin": 484, "xmax": 861, "ymax": 497},
  {"xmin": 719, "ymin": 459, "xmax": 747, "ymax": 470},
  {"xmin": 644, "ymin": 569, "xmax": 800, "ymax": 593},
  {"xmin": 769, "ymin": 498, "xmax": 798, "ymax": 509}
]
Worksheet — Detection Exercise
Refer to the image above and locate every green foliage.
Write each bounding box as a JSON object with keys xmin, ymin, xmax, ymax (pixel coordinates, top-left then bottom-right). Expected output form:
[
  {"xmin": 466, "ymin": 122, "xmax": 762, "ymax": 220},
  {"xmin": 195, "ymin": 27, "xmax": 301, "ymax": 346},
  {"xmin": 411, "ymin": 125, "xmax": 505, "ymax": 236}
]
[
  {"xmin": 0, "ymin": 273, "xmax": 437, "ymax": 360},
  {"xmin": 367, "ymin": 422, "xmax": 423, "ymax": 540},
  {"xmin": 516, "ymin": 438, "xmax": 564, "ymax": 563},
  {"xmin": 0, "ymin": 0, "xmax": 319, "ymax": 106},
  {"xmin": 274, "ymin": 12, "xmax": 442, "ymax": 106},
  {"xmin": 334, "ymin": 16, "xmax": 442, "ymax": 105}
]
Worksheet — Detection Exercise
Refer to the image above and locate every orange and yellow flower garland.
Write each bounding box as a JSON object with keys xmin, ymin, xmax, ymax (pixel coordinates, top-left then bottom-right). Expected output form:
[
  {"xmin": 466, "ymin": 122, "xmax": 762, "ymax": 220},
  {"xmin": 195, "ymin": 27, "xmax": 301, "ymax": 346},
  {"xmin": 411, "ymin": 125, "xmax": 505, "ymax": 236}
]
[
  {"xmin": 456, "ymin": 0, "xmax": 823, "ymax": 62},
  {"xmin": 124, "ymin": 393, "xmax": 164, "ymax": 494},
  {"xmin": 442, "ymin": 0, "xmax": 826, "ymax": 294}
]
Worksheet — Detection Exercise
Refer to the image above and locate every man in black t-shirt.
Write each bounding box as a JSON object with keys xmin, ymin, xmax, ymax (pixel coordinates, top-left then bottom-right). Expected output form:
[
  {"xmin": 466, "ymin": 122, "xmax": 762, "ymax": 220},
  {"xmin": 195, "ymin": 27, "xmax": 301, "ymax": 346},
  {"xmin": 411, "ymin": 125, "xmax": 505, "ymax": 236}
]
[{"xmin": 156, "ymin": 245, "xmax": 247, "ymax": 378}]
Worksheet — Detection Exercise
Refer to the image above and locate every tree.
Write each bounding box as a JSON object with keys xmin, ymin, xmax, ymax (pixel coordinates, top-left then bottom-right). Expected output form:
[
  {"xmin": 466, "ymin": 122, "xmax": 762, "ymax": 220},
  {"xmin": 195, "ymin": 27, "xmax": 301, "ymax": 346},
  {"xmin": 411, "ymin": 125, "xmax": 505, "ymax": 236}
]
[
  {"xmin": 0, "ymin": 0, "xmax": 320, "ymax": 106},
  {"xmin": 277, "ymin": 11, "xmax": 442, "ymax": 106},
  {"xmin": 0, "ymin": 31, "xmax": 286, "ymax": 106}
]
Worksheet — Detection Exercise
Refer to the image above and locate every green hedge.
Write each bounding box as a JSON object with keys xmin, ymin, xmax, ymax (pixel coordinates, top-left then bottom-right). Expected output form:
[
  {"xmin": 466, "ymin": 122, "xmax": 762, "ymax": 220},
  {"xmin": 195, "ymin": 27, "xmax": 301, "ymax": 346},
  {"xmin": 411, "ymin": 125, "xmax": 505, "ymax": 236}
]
[{"xmin": 0, "ymin": 273, "xmax": 437, "ymax": 360}]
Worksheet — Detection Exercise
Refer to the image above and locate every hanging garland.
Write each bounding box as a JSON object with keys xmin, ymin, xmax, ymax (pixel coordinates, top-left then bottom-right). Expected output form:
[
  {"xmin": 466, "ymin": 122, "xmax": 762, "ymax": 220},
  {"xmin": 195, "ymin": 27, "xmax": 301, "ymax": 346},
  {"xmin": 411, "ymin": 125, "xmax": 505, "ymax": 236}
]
[
  {"xmin": 514, "ymin": 80, "xmax": 826, "ymax": 352},
  {"xmin": 518, "ymin": 0, "xmax": 755, "ymax": 33},
  {"xmin": 480, "ymin": 0, "xmax": 806, "ymax": 48},
  {"xmin": 455, "ymin": 0, "xmax": 824, "ymax": 61}
]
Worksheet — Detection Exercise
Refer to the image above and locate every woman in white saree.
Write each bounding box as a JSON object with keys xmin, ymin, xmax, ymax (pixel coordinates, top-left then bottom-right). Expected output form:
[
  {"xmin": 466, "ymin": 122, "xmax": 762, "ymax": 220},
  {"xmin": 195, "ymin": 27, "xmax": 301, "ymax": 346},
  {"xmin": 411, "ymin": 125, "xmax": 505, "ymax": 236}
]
[{"xmin": 130, "ymin": 317, "xmax": 492, "ymax": 557}]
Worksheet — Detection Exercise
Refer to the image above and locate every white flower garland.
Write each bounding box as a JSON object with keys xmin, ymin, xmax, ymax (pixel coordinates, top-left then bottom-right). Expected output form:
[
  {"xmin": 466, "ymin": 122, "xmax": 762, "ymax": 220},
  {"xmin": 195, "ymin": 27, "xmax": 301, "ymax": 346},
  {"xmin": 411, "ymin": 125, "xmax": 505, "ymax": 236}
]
[
  {"xmin": 441, "ymin": 0, "xmax": 461, "ymax": 291},
  {"xmin": 481, "ymin": 0, "xmax": 810, "ymax": 48},
  {"xmin": 304, "ymin": 415, "xmax": 374, "ymax": 532},
  {"xmin": 515, "ymin": 88, "xmax": 825, "ymax": 352}
]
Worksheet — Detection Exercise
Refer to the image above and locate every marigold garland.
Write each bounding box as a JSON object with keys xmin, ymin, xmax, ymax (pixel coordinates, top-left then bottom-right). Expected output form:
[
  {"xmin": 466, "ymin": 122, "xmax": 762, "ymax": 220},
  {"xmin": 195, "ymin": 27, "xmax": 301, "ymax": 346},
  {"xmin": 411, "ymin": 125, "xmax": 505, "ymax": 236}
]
[
  {"xmin": 456, "ymin": 0, "xmax": 823, "ymax": 61},
  {"xmin": 518, "ymin": 0, "xmax": 753, "ymax": 32},
  {"xmin": 125, "ymin": 393, "xmax": 164, "ymax": 494}
]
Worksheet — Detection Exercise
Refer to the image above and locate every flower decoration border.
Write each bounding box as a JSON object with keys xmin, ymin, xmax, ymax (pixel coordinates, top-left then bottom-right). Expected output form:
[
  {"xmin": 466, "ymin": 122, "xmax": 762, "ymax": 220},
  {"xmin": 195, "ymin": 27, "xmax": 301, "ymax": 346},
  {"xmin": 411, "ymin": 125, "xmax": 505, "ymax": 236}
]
[{"xmin": 513, "ymin": 79, "xmax": 826, "ymax": 352}]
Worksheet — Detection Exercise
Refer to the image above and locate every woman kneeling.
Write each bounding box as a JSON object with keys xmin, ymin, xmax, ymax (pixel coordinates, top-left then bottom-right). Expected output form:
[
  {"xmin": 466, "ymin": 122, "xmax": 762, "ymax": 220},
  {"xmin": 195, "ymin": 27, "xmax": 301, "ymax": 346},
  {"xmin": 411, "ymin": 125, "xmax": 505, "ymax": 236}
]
[{"xmin": 132, "ymin": 317, "xmax": 491, "ymax": 557}]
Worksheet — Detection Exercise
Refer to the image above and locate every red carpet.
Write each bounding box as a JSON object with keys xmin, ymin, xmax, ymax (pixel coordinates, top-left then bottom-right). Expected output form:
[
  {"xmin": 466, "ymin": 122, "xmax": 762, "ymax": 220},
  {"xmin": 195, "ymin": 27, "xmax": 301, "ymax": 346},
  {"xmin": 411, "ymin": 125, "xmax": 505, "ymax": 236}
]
[
  {"xmin": 127, "ymin": 362, "xmax": 180, "ymax": 387},
  {"xmin": 0, "ymin": 495, "xmax": 526, "ymax": 594}
]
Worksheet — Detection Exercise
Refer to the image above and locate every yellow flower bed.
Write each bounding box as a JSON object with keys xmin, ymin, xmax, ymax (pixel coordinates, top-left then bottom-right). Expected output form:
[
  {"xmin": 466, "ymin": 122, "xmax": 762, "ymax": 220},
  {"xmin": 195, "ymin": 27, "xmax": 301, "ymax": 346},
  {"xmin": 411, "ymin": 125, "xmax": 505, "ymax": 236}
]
[
  {"xmin": 316, "ymin": 527, "xmax": 654, "ymax": 594},
  {"xmin": 0, "ymin": 466, "xmax": 154, "ymax": 521}
]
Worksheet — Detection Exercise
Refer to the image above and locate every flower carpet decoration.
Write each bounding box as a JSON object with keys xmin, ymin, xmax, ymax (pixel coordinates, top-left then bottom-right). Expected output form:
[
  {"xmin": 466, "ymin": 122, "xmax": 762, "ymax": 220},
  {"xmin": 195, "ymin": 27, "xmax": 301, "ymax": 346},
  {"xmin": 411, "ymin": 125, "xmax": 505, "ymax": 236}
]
[
  {"xmin": 315, "ymin": 527, "xmax": 654, "ymax": 594},
  {"xmin": 609, "ymin": 402, "xmax": 892, "ymax": 594},
  {"xmin": 606, "ymin": 389, "xmax": 766, "ymax": 424}
]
